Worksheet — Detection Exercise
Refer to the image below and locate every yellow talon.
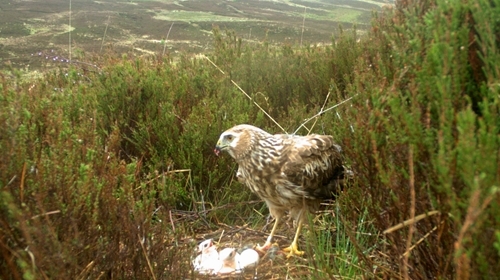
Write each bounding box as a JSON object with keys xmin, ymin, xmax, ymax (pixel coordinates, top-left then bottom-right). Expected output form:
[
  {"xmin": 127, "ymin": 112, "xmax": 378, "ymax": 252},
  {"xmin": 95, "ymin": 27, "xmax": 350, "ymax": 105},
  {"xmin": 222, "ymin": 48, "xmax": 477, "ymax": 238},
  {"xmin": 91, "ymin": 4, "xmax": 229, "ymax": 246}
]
[
  {"xmin": 283, "ymin": 242, "xmax": 304, "ymax": 258},
  {"xmin": 282, "ymin": 216, "xmax": 305, "ymax": 258}
]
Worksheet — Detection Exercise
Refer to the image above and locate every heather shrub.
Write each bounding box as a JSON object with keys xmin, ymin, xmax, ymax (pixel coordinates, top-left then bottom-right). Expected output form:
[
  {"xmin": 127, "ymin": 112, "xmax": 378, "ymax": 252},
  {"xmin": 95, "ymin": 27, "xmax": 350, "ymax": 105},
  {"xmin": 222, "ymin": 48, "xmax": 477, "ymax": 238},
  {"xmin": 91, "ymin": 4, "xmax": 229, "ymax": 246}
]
[
  {"xmin": 335, "ymin": 0, "xmax": 499, "ymax": 278},
  {"xmin": 1, "ymin": 0, "xmax": 499, "ymax": 278}
]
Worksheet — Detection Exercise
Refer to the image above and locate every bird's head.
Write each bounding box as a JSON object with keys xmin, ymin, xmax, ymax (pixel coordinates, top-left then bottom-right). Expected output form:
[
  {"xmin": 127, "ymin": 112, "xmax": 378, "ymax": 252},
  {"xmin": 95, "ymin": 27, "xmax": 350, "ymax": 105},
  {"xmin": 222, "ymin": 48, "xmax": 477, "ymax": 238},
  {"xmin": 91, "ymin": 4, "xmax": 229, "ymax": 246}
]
[
  {"xmin": 218, "ymin": 247, "xmax": 238, "ymax": 267},
  {"xmin": 197, "ymin": 239, "xmax": 215, "ymax": 254},
  {"xmin": 214, "ymin": 124, "xmax": 263, "ymax": 159}
]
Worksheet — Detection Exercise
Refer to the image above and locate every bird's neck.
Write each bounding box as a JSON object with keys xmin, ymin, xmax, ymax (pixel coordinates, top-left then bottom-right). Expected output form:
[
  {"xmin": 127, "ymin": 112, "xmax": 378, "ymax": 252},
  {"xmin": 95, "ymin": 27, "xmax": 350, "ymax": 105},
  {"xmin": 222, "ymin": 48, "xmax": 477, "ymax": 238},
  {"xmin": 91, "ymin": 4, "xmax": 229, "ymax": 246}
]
[
  {"xmin": 233, "ymin": 145, "xmax": 253, "ymax": 162},
  {"xmin": 232, "ymin": 133, "xmax": 259, "ymax": 161}
]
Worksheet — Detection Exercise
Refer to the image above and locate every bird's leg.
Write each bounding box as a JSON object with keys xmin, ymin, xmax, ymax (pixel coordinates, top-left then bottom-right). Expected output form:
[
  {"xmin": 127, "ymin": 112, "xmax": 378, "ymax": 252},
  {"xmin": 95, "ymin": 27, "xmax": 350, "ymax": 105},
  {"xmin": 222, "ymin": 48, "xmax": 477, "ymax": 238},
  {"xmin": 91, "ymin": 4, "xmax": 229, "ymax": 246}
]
[
  {"xmin": 283, "ymin": 219, "xmax": 305, "ymax": 257},
  {"xmin": 283, "ymin": 209, "xmax": 305, "ymax": 258},
  {"xmin": 255, "ymin": 215, "xmax": 280, "ymax": 253}
]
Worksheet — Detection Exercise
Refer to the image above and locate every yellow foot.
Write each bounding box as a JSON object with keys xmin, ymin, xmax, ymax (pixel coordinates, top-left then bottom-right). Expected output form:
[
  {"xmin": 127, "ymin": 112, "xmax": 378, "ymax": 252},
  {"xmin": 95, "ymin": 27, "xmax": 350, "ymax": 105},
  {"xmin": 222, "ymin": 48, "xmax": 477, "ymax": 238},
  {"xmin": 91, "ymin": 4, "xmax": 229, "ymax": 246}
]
[{"xmin": 282, "ymin": 243, "xmax": 304, "ymax": 258}]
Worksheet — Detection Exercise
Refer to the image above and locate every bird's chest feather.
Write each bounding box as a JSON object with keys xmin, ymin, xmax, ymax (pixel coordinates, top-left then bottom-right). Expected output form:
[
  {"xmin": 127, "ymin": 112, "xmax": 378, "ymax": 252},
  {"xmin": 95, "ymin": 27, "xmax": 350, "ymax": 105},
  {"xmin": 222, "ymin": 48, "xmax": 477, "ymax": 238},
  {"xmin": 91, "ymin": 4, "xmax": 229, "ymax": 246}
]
[
  {"xmin": 236, "ymin": 156, "xmax": 280, "ymax": 197},
  {"xmin": 236, "ymin": 157, "xmax": 303, "ymax": 208}
]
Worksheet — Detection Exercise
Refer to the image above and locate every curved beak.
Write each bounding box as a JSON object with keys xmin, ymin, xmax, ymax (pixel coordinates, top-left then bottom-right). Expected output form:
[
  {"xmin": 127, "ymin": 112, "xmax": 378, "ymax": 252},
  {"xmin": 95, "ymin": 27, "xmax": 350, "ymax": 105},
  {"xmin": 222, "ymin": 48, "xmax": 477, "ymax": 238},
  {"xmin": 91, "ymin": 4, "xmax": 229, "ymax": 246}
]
[{"xmin": 214, "ymin": 140, "xmax": 225, "ymax": 156}]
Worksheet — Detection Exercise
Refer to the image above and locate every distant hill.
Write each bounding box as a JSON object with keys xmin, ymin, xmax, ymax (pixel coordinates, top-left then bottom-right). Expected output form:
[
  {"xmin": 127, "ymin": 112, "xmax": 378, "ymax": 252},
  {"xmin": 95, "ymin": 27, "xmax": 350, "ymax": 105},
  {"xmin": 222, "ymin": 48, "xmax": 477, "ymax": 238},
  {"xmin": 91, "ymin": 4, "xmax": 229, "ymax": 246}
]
[{"xmin": 0, "ymin": 0, "xmax": 393, "ymax": 72}]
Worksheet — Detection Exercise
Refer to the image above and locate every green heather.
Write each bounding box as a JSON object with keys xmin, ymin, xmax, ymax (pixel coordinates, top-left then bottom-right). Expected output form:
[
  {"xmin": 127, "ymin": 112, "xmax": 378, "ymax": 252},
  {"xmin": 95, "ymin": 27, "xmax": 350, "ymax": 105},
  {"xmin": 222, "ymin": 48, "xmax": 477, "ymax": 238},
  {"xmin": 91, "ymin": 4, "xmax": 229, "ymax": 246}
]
[{"xmin": 1, "ymin": 0, "xmax": 499, "ymax": 278}]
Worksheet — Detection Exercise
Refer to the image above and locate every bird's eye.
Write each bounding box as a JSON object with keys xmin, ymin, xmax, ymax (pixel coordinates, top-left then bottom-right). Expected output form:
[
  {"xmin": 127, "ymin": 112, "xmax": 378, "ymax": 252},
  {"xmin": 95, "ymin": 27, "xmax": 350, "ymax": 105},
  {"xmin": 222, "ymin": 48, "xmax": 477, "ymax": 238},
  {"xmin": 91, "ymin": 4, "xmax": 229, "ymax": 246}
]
[{"xmin": 226, "ymin": 135, "xmax": 234, "ymax": 141}]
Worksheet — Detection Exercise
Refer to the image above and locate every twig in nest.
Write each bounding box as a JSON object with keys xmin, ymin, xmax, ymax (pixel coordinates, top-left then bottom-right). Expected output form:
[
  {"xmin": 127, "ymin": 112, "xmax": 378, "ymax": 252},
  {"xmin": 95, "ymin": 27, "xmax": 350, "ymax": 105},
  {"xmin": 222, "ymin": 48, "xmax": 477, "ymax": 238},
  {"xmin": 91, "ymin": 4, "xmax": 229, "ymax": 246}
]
[{"xmin": 217, "ymin": 229, "xmax": 225, "ymax": 244}]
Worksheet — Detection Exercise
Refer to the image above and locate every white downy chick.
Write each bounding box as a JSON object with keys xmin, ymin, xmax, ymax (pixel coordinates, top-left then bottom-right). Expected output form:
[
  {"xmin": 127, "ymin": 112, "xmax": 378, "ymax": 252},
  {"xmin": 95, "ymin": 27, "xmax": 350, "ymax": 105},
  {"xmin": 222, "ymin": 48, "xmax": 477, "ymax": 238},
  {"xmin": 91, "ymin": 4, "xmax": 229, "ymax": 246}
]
[
  {"xmin": 236, "ymin": 248, "xmax": 260, "ymax": 270},
  {"xmin": 216, "ymin": 247, "xmax": 240, "ymax": 274},
  {"xmin": 192, "ymin": 239, "xmax": 220, "ymax": 273}
]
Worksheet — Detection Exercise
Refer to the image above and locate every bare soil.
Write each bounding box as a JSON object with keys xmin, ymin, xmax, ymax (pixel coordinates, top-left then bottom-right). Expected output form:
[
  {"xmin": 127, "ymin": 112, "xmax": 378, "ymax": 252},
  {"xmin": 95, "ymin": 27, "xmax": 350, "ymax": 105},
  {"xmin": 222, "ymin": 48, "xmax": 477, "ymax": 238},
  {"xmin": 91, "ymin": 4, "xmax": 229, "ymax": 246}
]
[{"xmin": 0, "ymin": 0, "xmax": 392, "ymax": 72}]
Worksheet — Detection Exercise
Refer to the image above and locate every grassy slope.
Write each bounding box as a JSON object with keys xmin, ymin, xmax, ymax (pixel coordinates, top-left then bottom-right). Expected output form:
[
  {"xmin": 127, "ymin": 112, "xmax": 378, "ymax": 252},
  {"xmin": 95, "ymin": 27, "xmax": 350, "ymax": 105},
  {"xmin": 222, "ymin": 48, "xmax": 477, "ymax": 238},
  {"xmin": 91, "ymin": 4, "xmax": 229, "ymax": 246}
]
[{"xmin": 0, "ymin": 0, "xmax": 382, "ymax": 74}]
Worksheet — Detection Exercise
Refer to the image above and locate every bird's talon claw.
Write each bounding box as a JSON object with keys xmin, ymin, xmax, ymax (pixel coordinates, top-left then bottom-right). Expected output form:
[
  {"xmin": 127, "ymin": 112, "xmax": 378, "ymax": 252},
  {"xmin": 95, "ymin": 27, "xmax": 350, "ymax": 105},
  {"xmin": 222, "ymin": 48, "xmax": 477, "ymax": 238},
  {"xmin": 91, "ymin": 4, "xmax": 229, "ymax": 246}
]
[{"xmin": 282, "ymin": 244, "xmax": 304, "ymax": 258}]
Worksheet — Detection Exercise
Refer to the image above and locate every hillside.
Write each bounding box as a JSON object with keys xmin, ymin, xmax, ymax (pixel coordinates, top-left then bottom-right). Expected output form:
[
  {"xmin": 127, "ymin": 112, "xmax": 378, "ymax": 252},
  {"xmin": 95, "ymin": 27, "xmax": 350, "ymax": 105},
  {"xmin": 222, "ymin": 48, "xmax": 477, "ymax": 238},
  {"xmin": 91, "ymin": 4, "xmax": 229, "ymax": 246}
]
[{"xmin": 0, "ymin": 0, "xmax": 392, "ymax": 72}]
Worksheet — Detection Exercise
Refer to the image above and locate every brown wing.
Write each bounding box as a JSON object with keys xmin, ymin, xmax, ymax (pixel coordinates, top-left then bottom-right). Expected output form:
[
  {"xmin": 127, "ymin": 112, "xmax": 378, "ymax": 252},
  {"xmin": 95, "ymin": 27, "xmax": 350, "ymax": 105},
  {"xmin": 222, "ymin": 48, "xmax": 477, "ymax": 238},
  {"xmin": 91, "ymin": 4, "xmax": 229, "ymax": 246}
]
[{"xmin": 277, "ymin": 133, "xmax": 346, "ymax": 199}]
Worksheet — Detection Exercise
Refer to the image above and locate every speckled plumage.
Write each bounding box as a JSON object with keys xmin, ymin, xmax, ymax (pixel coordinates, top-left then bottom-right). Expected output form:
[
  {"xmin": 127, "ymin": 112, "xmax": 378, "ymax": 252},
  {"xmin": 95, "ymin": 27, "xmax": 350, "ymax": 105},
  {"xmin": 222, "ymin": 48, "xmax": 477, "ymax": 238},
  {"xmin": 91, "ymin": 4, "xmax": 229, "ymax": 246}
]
[
  {"xmin": 216, "ymin": 124, "xmax": 345, "ymax": 217},
  {"xmin": 215, "ymin": 124, "xmax": 349, "ymax": 256}
]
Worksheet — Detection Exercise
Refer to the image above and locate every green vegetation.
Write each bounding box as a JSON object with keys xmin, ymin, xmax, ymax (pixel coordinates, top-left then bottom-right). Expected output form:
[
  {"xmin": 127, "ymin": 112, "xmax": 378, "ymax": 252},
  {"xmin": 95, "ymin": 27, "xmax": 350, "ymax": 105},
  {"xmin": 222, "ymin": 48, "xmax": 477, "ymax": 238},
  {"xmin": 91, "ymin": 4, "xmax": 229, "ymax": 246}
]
[
  {"xmin": 152, "ymin": 10, "xmax": 260, "ymax": 22},
  {"xmin": 1, "ymin": 0, "xmax": 499, "ymax": 278},
  {"xmin": 324, "ymin": 8, "xmax": 364, "ymax": 23}
]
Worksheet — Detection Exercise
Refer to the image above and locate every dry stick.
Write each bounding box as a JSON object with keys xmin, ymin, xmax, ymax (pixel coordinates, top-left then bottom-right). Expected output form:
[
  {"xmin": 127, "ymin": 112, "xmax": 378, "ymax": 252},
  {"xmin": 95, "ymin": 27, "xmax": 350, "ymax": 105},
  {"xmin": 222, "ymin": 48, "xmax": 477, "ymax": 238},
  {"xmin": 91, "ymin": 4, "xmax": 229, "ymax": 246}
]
[
  {"xmin": 7, "ymin": 175, "xmax": 17, "ymax": 186},
  {"xmin": 200, "ymin": 189, "xmax": 207, "ymax": 217},
  {"xmin": 95, "ymin": 271, "xmax": 106, "ymax": 280},
  {"xmin": 23, "ymin": 247, "xmax": 36, "ymax": 277},
  {"xmin": 300, "ymin": 7, "xmax": 307, "ymax": 46},
  {"xmin": 403, "ymin": 144, "xmax": 416, "ymax": 280},
  {"xmin": 204, "ymin": 56, "xmax": 287, "ymax": 133},
  {"xmin": 181, "ymin": 168, "xmax": 195, "ymax": 211},
  {"xmin": 143, "ymin": 168, "xmax": 191, "ymax": 186},
  {"xmin": 163, "ymin": 22, "xmax": 175, "ymax": 56},
  {"xmin": 308, "ymin": 89, "xmax": 332, "ymax": 134},
  {"xmin": 138, "ymin": 234, "xmax": 157, "ymax": 280},
  {"xmin": 401, "ymin": 220, "xmax": 445, "ymax": 258},
  {"xmin": 205, "ymin": 55, "xmax": 354, "ymax": 135},
  {"xmin": 383, "ymin": 210, "xmax": 440, "ymax": 234},
  {"xmin": 20, "ymin": 162, "xmax": 27, "ymax": 204},
  {"xmin": 30, "ymin": 210, "xmax": 61, "ymax": 220},
  {"xmin": 77, "ymin": 260, "xmax": 96, "ymax": 280},
  {"xmin": 100, "ymin": 16, "xmax": 111, "ymax": 53},
  {"xmin": 169, "ymin": 209, "xmax": 176, "ymax": 232},
  {"xmin": 293, "ymin": 95, "xmax": 357, "ymax": 135},
  {"xmin": 69, "ymin": 0, "xmax": 72, "ymax": 63},
  {"xmin": 454, "ymin": 187, "xmax": 497, "ymax": 279},
  {"xmin": 217, "ymin": 229, "xmax": 225, "ymax": 244},
  {"xmin": 2, "ymin": 244, "xmax": 30, "ymax": 278},
  {"xmin": 195, "ymin": 200, "xmax": 261, "ymax": 215}
]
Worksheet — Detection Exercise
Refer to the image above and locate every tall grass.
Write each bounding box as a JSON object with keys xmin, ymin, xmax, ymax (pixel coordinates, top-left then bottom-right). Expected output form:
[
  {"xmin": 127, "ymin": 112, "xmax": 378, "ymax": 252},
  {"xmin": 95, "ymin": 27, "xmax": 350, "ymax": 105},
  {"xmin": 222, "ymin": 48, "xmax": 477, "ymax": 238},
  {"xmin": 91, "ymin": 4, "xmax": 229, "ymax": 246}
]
[{"xmin": 1, "ymin": 0, "xmax": 499, "ymax": 278}]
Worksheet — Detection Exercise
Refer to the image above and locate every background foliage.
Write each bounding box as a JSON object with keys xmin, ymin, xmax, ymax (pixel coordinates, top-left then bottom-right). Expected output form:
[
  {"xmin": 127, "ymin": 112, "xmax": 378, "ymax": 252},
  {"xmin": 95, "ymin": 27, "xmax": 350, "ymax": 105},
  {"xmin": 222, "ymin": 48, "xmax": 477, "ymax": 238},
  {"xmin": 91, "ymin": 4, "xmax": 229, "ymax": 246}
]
[{"xmin": 1, "ymin": 0, "xmax": 499, "ymax": 279}]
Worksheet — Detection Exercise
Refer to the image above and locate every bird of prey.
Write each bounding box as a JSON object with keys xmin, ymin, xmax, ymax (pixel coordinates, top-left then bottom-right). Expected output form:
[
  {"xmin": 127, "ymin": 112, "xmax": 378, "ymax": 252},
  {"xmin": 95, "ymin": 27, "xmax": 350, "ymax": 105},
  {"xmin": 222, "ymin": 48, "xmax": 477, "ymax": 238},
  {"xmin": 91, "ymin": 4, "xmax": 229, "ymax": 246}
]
[{"xmin": 214, "ymin": 124, "xmax": 350, "ymax": 257}]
